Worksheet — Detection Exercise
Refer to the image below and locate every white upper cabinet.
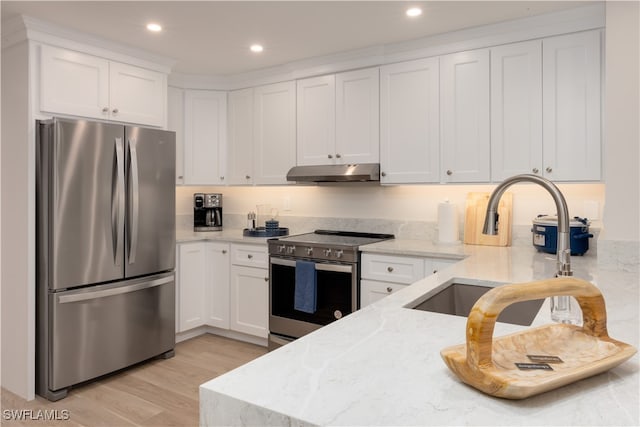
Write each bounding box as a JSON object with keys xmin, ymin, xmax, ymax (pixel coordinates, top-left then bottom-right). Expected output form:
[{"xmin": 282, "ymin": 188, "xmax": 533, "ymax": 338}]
[
  {"xmin": 296, "ymin": 75, "xmax": 336, "ymax": 165},
  {"xmin": 108, "ymin": 61, "xmax": 166, "ymax": 127},
  {"xmin": 491, "ymin": 40, "xmax": 543, "ymax": 181},
  {"xmin": 184, "ymin": 90, "xmax": 227, "ymax": 185},
  {"xmin": 543, "ymin": 30, "xmax": 602, "ymax": 181},
  {"xmin": 167, "ymin": 86, "xmax": 185, "ymax": 184},
  {"xmin": 380, "ymin": 57, "xmax": 440, "ymax": 184},
  {"xmin": 40, "ymin": 45, "xmax": 110, "ymax": 119},
  {"xmin": 440, "ymin": 49, "xmax": 491, "ymax": 183},
  {"xmin": 335, "ymin": 68, "xmax": 379, "ymax": 164},
  {"xmin": 227, "ymin": 88, "xmax": 255, "ymax": 185},
  {"xmin": 296, "ymin": 68, "xmax": 379, "ymax": 166},
  {"xmin": 40, "ymin": 45, "xmax": 166, "ymax": 127},
  {"xmin": 253, "ymin": 81, "xmax": 296, "ymax": 185}
]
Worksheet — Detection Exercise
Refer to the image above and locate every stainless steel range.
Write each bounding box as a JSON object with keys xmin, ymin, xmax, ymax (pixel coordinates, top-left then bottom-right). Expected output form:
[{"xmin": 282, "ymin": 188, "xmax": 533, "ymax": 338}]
[{"xmin": 267, "ymin": 230, "xmax": 394, "ymax": 350}]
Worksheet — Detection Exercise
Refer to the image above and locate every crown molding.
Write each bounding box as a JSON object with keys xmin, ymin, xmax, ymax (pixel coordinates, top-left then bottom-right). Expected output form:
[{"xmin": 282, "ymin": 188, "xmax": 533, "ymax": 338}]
[{"xmin": 2, "ymin": 15, "xmax": 176, "ymax": 73}]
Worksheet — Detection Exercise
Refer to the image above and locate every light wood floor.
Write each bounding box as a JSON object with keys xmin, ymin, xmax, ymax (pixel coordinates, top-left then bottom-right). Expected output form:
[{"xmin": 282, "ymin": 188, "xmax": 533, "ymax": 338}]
[{"xmin": 1, "ymin": 334, "xmax": 267, "ymax": 426}]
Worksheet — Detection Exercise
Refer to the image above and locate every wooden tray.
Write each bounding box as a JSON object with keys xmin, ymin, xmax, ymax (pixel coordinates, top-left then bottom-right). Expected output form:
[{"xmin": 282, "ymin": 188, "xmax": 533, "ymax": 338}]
[{"xmin": 440, "ymin": 277, "xmax": 637, "ymax": 399}]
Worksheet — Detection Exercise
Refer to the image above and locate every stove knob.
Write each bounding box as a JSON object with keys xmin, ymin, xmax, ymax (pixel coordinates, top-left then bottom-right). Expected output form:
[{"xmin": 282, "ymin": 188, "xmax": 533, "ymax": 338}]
[
  {"xmin": 335, "ymin": 249, "xmax": 344, "ymax": 259},
  {"xmin": 278, "ymin": 245, "xmax": 286, "ymax": 254},
  {"xmin": 287, "ymin": 245, "xmax": 296, "ymax": 254},
  {"xmin": 306, "ymin": 247, "xmax": 313, "ymax": 256},
  {"xmin": 323, "ymin": 248, "xmax": 332, "ymax": 257}
]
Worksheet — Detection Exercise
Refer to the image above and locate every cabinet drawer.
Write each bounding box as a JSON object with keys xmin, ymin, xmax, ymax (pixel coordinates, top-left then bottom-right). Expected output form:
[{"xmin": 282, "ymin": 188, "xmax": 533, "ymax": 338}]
[
  {"xmin": 231, "ymin": 244, "xmax": 268, "ymax": 268},
  {"xmin": 360, "ymin": 279, "xmax": 408, "ymax": 308},
  {"xmin": 424, "ymin": 258, "xmax": 458, "ymax": 276},
  {"xmin": 361, "ymin": 253, "xmax": 425, "ymax": 284}
]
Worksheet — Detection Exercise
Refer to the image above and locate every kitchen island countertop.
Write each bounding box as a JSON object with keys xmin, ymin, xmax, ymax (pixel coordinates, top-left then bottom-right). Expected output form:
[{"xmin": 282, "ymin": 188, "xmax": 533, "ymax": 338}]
[{"xmin": 199, "ymin": 240, "xmax": 639, "ymax": 426}]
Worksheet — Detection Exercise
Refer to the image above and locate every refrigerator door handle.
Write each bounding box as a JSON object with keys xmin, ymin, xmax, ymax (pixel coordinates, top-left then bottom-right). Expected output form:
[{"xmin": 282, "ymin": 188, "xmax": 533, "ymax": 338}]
[
  {"xmin": 57, "ymin": 275, "xmax": 173, "ymax": 304},
  {"xmin": 128, "ymin": 138, "xmax": 140, "ymax": 265},
  {"xmin": 114, "ymin": 137, "xmax": 125, "ymax": 266}
]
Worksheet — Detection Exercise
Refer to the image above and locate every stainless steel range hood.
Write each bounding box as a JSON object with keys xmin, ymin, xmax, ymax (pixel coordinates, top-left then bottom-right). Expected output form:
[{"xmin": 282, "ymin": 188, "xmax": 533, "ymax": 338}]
[{"xmin": 286, "ymin": 163, "xmax": 380, "ymax": 183}]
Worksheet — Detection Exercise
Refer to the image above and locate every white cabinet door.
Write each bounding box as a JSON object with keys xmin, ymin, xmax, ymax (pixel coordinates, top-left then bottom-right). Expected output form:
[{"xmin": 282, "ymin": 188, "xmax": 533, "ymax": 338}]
[
  {"xmin": 184, "ymin": 90, "xmax": 227, "ymax": 185},
  {"xmin": 440, "ymin": 49, "xmax": 490, "ymax": 183},
  {"xmin": 109, "ymin": 61, "xmax": 166, "ymax": 127},
  {"xmin": 543, "ymin": 30, "xmax": 602, "ymax": 181},
  {"xmin": 296, "ymin": 75, "xmax": 336, "ymax": 166},
  {"xmin": 206, "ymin": 242, "xmax": 230, "ymax": 329},
  {"xmin": 253, "ymin": 81, "xmax": 296, "ymax": 185},
  {"xmin": 40, "ymin": 45, "xmax": 110, "ymax": 119},
  {"xmin": 229, "ymin": 265, "xmax": 269, "ymax": 338},
  {"xmin": 380, "ymin": 57, "xmax": 440, "ymax": 183},
  {"xmin": 491, "ymin": 41, "xmax": 543, "ymax": 181},
  {"xmin": 178, "ymin": 243, "xmax": 207, "ymax": 332},
  {"xmin": 227, "ymin": 88, "xmax": 255, "ymax": 185},
  {"xmin": 335, "ymin": 67, "xmax": 379, "ymax": 164},
  {"xmin": 360, "ymin": 279, "xmax": 407, "ymax": 308},
  {"xmin": 168, "ymin": 86, "xmax": 185, "ymax": 184}
]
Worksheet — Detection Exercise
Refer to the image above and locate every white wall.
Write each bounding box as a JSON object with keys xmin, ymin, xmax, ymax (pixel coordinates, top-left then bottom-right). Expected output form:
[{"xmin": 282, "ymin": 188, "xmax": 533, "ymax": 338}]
[
  {"xmin": 1, "ymin": 41, "xmax": 33, "ymax": 398},
  {"xmin": 602, "ymin": 1, "xmax": 640, "ymax": 242},
  {"xmin": 177, "ymin": 183, "xmax": 606, "ymax": 228}
]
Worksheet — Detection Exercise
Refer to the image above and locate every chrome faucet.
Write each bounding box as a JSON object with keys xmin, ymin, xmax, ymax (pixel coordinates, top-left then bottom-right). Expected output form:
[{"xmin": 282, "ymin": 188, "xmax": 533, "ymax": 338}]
[{"xmin": 483, "ymin": 174, "xmax": 577, "ymax": 323}]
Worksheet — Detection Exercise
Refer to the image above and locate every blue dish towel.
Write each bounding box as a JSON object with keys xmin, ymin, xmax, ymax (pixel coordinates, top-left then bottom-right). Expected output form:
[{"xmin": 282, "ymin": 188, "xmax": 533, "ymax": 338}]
[{"xmin": 294, "ymin": 260, "xmax": 317, "ymax": 314}]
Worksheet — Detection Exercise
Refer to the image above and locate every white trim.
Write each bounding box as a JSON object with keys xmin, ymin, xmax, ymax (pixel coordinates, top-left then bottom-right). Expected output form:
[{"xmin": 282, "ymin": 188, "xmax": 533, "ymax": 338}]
[
  {"xmin": 3, "ymin": 15, "xmax": 175, "ymax": 74},
  {"xmin": 175, "ymin": 326, "xmax": 268, "ymax": 348},
  {"xmin": 171, "ymin": 3, "xmax": 605, "ymax": 90}
]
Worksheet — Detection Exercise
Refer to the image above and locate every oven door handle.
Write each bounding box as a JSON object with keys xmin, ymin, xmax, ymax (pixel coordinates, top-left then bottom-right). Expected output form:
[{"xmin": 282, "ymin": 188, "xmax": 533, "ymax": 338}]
[
  {"xmin": 315, "ymin": 263, "xmax": 353, "ymax": 273},
  {"xmin": 270, "ymin": 257, "xmax": 353, "ymax": 274}
]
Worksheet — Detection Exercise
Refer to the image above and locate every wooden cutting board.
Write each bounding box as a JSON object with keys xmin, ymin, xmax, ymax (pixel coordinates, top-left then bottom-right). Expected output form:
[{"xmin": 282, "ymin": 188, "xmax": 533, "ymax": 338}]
[{"xmin": 463, "ymin": 192, "xmax": 512, "ymax": 246}]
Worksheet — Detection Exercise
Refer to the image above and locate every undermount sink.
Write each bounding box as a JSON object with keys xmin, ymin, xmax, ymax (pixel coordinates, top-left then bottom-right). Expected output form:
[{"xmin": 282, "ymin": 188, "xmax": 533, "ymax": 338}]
[{"xmin": 407, "ymin": 278, "xmax": 544, "ymax": 326}]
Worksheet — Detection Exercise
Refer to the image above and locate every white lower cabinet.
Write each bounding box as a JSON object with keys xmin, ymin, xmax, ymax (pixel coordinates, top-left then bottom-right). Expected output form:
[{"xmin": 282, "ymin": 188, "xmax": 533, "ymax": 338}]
[
  {"xmin": 360, "ymin": 253, "xmax": 459, "ymax": 308},
  {"xmin": 206, "ymin": 242, "xmax": 230, "ymax": 329},
  {"xmin": 360, "ymin": 279, "xmax": 408, "ymax": 308},
  {"xmin": 177, "ymin": 242, "xmax": 208, "ymax": 332},
  {"xmin": 176, "ymin": 241, "xmax": 267, "ymax": 340},
  {"xmin": 229, "ymin": 265, "xmax": 269, "ymax": 338}
]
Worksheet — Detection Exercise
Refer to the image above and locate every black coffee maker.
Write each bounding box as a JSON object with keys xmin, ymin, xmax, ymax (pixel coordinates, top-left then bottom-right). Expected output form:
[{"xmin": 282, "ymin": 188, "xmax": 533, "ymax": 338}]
[{"xmin": 193, "ymin": 193, "xmax": 222, "ymax": 231}]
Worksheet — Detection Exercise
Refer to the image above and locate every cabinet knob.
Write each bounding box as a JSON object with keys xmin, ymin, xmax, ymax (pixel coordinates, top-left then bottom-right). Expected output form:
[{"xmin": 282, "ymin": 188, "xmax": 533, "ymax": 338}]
[
  {"xmin": 245, "ymin": 175, "xmax": 251, "ymax": 180},
  {"xmin": 247, "ymin": 254, "xmax": 253, "ymax": 259},
  {"xmin": 102, "ymin": 107, "xmax": 109, "ymax": 113},
  {"xmin": 387, "ymin": 266, "xmax": 394, "ymax": 273},
  {"xmin": 336, "ymin": 153, "xmax": 341, "ymax": 159},
  {"xmin": 177, "ymin": 175, "xmax": 183, "ymax": 179},
  {"xmin": 222, "ymin": 250, "xmax": 227, "ymax": 254},
  {"xmin": 546, "ymin": 167, "xmax": 553, "ymax": 173},
  {"xmin": 386, "ymin": 287, "xmax": 393, "ymax": 293},
  {"xmin": 532, "ymin": 168, "xmax": 539, "ymax": 174},
  {"xmin": 446, "ymin": 170, "xmax": 453, "ymax": 176},
  {"xmin": 381, "ymin": 171, "xmax": 386, "ymax": 177},
  {"xmin": 328, "ymin": 154, "xmax": 333, "ymax": 159},
  {"xmin": 220, "ymin": 176, "xmax": 225, "ymax": 181},
  {"xmin": 264, "ymin": 277, "xmax": 269, "ymax": 282},
  {"xmin": 112, "ymin": 108, "xmax": 119, "ymax": 114}
]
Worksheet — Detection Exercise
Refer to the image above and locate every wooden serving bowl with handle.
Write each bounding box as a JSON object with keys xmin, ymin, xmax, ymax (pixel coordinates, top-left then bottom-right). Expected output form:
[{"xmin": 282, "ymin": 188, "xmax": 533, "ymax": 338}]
[{"xmin": 440, "ymin": 277, "xmax": 637, "ymax": 399}]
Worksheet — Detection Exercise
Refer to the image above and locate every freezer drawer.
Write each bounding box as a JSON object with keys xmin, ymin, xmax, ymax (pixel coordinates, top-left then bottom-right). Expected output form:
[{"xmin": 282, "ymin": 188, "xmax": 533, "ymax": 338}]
[{"xmin": 48, "ymin": 272, "xmax": 175, "ymax": 392}]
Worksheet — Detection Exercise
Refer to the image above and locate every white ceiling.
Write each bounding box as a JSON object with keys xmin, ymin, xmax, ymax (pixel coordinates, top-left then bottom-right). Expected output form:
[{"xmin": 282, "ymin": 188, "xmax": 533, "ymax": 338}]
[{"xmin": 1, "ymin": 1, "xmax": 594, "ymax": 75}]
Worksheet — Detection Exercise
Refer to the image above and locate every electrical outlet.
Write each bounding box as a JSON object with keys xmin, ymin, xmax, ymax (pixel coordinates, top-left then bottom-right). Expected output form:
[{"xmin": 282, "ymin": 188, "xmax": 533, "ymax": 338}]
[{"xmin": 283, "ymin": 196, "xmax": 291, "ymax": 212}]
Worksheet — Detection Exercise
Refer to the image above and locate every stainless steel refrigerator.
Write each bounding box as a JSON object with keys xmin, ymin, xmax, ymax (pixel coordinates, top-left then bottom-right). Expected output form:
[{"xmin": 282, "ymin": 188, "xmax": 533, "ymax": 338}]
[{"xmin": 36, "ymin": 118, "xmax": 176, "ymax": 401}]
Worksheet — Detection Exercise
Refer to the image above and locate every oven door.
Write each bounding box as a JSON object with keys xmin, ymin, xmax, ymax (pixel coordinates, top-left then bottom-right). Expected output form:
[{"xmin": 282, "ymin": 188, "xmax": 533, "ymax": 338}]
[{"xmin": 269, "ymin": 257, "xmax": 357, "ymax": 340}]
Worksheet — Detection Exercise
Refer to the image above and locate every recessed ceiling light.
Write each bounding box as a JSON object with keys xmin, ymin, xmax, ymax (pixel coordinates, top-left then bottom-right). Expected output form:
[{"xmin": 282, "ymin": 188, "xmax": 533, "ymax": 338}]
[
  {"xmin": 250, "ymin": 44, "xmax": 264, "ymax": 53},
  {"xmin": 146, "ymin": 23, "xmax": 162, "ymax": 32},
  {"xmin": 406, "ymin": 7, "xmax": 423, "ymax": 18}
]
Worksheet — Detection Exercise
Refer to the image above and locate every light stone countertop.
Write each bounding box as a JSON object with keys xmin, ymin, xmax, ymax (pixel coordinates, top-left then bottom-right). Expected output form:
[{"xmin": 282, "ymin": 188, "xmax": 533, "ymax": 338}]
[
  {"xmin": 200, "ymin": 240, "xmax": 639, "ymax": 426},
  {"xmin": 176, "ymin": 228, "xmax": 272, "ymax": 244}
]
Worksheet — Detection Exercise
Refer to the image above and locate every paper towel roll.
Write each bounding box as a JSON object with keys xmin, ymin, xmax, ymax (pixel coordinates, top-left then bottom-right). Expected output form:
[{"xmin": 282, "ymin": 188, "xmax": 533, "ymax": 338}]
[{"xmin": 438, "ymin": 201, "xmax": 460, "ymax": 243}]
